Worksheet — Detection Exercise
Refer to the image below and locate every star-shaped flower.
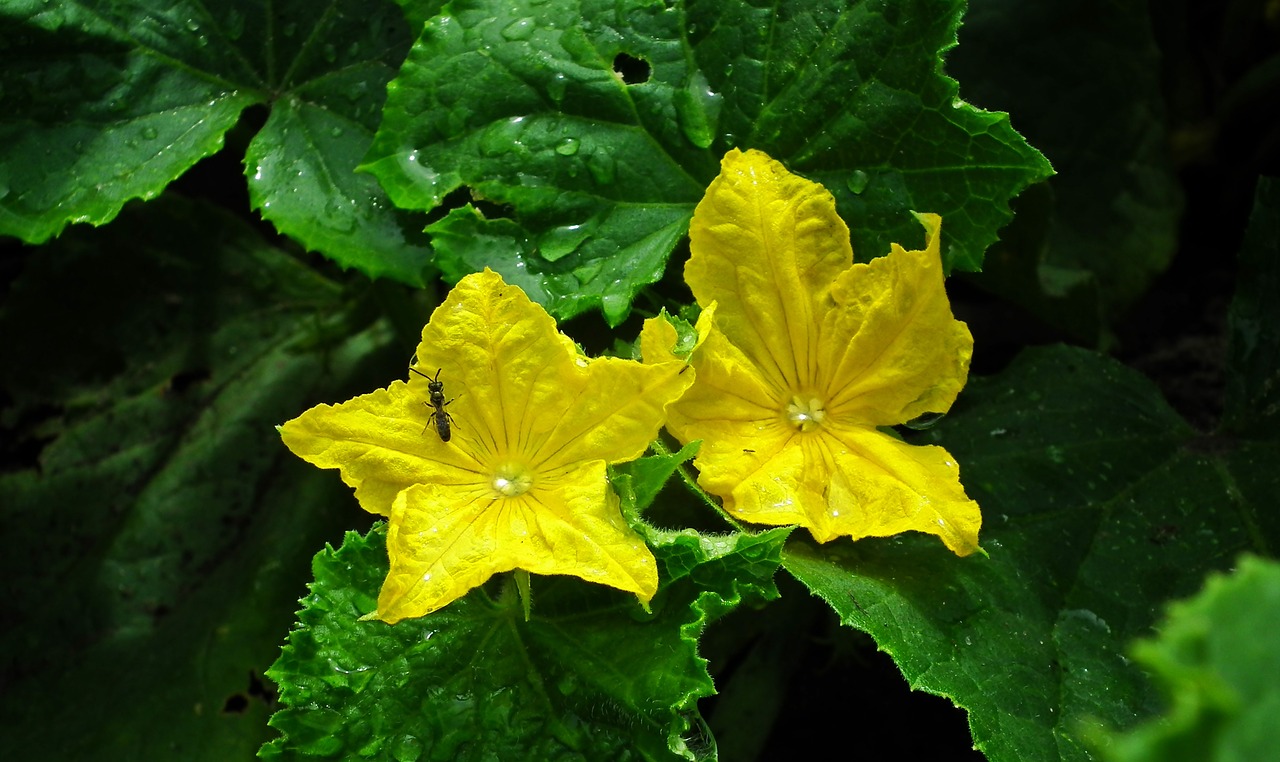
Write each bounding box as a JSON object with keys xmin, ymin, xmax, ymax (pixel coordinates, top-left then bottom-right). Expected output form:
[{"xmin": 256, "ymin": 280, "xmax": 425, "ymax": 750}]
[
  {"xmin": 643, "ymin": 149, "xmax": 981, "ymax": 554},
  {"xmin": 281, "ymin": 269, "xmax": 695, "ymax": 622}
]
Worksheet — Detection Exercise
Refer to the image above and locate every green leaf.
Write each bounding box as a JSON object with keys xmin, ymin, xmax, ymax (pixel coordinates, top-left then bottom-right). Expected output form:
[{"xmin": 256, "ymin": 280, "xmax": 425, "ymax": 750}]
[
  {"xmin": 947, "ymin": 0, "xmax": 1182, "ymax": 341},
  {"xmin": 364, "ymin": 0, "xmax": 1050, "ymax": 323},
  {"xmin": 1094, "ymin": 555, "xmax": 1280, "ymax": 762},
  {"xmin": 0, "ymin": 0, "xmax": 430, "ymax": 285},
  {"xmin": 613, "ymin": 440, "xmax": 701, "ymax": 515},
  {"xmin": 264, "ymin": 523, "xmax": 788, "ymax": 760},
  {"xmin": 783, "ymin": 343, "xmax": 1278, "ymax": 762},
  {"xmin": 0, "ymin": 196, "xmax": 403, "ymax": 758}
]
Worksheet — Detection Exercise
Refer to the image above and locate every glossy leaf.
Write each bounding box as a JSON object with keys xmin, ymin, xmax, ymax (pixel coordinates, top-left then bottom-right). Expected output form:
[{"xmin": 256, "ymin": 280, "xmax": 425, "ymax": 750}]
[
  {"xmin": 263, "ymin": 523, "xmax": 788, "ymax": 760},
  {"xmin": 0, "ymin": 197, "xmax": 402, "ymax": 759},
  {"xmin": 0, "ymin": 0, "xmax": 431, "ymax": 285},
  {"xmin": 784, "ymin": 343, "xmax": 1279, "ymax": 762},
  {"xmin": 365, "ymin": 0, "xmax": 1051, "ymax": 323},
  {"xmin": 1096, "ymin": 555, "xmax": 1280, "ymax": 762}
]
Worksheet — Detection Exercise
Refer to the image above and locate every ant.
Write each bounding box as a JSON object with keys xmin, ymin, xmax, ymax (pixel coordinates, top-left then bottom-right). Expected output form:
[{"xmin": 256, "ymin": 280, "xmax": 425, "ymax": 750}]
[{"xmin": 409, "ymin": 367, "xmax": 455, "ymax": 442}]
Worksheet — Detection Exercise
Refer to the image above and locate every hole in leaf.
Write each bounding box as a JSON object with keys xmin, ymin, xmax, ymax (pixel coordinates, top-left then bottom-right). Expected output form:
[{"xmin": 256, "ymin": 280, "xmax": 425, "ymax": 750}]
[
  {"xmin": 222, "ymin": 693, "xmax": 249, "ymax": 714},
  {"xmin": 247, "ymin": 670, "xmax": 274, "ymax": 702},
  {"xmin": 613, "ymin": 52, "xmax": 651, "ymax": 84},
  {"xmin": 423, "ymin": 187, "xmax": 516, "ymax": 226},
  {"xmin": 469, "ymin": 189, "xmax": 516, "ymax": 222},
  {"xmin": 166, "ymin": 368, "xmax": 210, "ymax": 396},
  {"xmin": 221, "ymin": 671, "xmax": 275, "ymax": 714}
]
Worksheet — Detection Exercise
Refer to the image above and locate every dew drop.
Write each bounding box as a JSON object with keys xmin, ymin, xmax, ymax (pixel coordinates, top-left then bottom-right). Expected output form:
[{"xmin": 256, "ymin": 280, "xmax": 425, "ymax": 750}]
[
  {"xmin": 554, "ymin": 137, "xmax": 579, "ymax": 156},
  {"xmin": 547, "ymin": 72, "xmax": 567, "ymax": 104},
  {"xmin": 141, "ymin": 126, "xmax": 159, "ymax": 140},
  {"xmin": 501, "ymin": 17, "xmax": 535, "ymax": 41},
  {"xmin": 846, "ymin": 169, "xmax": 869, "ymax": 195}
]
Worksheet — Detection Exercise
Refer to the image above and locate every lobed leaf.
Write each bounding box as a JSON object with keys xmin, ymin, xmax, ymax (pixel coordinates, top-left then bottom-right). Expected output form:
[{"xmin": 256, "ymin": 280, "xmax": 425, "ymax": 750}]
[
  {"xmin": 1095, "ymin": 555, "xmax": 1280, "ymax": 762},
  {"xmin": 784, "ymin": 343, "xmax": 1278, "ymax": 762},
  {"xmin": 0, "ymin": 196, "xmax": 402, "ymax": 758},
  {"xmin": 0, "ymin": 0, "xmax": 432, "ymax": 285},
  {"xmin": 365, "ymin": 0, "xmax": 1051, "ymax": 323},
  {"xmin": 263, "ymin": 523, "xmax": 788, "ymax": 760},
  {"xmin": 781, "ymin": 178, "xmax": 1280, "ymax": 761}
]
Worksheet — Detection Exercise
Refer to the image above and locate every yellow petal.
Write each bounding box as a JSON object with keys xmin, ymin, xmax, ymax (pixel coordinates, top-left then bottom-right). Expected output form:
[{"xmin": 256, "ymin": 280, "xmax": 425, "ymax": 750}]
[
  {"xmin": 823, "ymin": 213, "xmax": 974, "ymax": 426},
  {"xmin": 376, "ymin": 461, "xmax": 658, "ymax": 622},
  {"xmin": 414, "ymin": 269, "xmax": 692, "ymax": 471},
  {"xmin": 823, "ymin": 427, "xmax": 981, "ymax": 555},
  {"xmin": 666, "ymin": 150, "xmax": 981, "ymax": 555},
  {"xmin": 639, "ymin": 314, "xmax": 682, "ymax": 364},
  {"xmin": 685, "ymin": 148, "xmax": 853, "ymax": 395},
  {"xmin": 704, "ymin": 425, "xmax": 980, "ymax": 556},
  {"xmin": 536, "ymin": 356, "xmax": 694, "ymax": 470},
  {"xmin": 639, "ymin": 302, "xmax": 718, "ymax": 365},
  {"xmin": 664, "ymin": 318, "xmax": 784, "ymax": 459},
  {"xmin": 407, "ymin": 268, "xmax": 580, "ymax": 464},
  {"xmin": 279, "ymin": 382, "xmax": 484, "ymax": 516}
]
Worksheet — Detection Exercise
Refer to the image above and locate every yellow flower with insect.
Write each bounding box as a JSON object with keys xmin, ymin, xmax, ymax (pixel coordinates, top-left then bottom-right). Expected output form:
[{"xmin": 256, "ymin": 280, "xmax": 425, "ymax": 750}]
[
  {"xmin": 280, "ymin": 269, "xmax": 695, "ymax": 622},
  {"xmin": 643, "ymin": 149, "xmax": 981, "ymax": 554}
]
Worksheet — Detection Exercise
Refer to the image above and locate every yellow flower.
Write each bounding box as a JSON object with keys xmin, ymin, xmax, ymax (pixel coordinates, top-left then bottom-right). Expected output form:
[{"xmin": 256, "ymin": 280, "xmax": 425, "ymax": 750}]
[
  {"xmin": 642, "ymin": 149, "xmax": 981, "ymax": 555},
  {"xmin": 280, "ymin": 269, "xmax": 695, "ymax": 622}
]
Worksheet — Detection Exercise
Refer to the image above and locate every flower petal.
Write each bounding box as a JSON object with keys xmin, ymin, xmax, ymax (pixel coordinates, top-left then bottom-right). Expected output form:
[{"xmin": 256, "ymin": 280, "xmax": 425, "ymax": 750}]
[
  {"xmin": 823, "ymin": 213, "xmax": 973, "ymax": 426},
  {"xmin": 822, "ymin": 427, "xmax": 981, "ymax": 555},
  {"xmin": 377, "ymin": 462, "xmax": 658, "ymax": 622},
  {"xmin": 685, "ymin": 148, "xmax": 853, "ymax": 394},
  {"xmin": 409, "ymin": 269, "xmax": 581, "ymax": 464},
  {"xmin": 706, "ymin": 426, "xmax": 980, "ymax": 556},
  {"xmin": 279, "ymin": 383, "xmax": 485, "ymax": 516},
  {"xmin": 534, "ymin": 356, "xmax": 695, "ymax": 470},
  {"xmin": 415, "ymin": 269, "xmax": 692, "ymax": 471}
]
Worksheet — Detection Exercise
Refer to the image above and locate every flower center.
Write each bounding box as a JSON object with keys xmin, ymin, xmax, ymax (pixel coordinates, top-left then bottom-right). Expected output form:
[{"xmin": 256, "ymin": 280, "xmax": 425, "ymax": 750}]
[
  {"xmin": 491, "ymin": 462, "xmax": 534, "ymax": 498},
  {"xmin": 785, "ymin": 395, "xmax": 827, "ymax": 432}
]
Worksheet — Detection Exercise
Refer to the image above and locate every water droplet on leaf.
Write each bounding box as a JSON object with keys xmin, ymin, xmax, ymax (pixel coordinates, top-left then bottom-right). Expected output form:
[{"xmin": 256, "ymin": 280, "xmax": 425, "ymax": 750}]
[
  {"xmin": 674, "ymin": 71, "xmax": 721, "ymax": 149},
  {"xmin": 846, "ymin": 169, "xmax": 869, "ymax": 195},
  {"xmin": 501, "ymin": 17, "xmax": 535, "ymax": 41},
  {"xmin": 554, "ymin": 137, "xmax": 579, "ymax": 155}
]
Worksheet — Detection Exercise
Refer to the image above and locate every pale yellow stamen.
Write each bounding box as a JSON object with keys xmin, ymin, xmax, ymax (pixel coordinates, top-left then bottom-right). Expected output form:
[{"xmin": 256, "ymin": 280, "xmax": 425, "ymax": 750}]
[
  {"xmin": 491, "ymin": 462, "xmax": 534, "ymax": 497},
  {"xmin": 785, "ymin": 395, "xmax": 827, "ymax": 432}
]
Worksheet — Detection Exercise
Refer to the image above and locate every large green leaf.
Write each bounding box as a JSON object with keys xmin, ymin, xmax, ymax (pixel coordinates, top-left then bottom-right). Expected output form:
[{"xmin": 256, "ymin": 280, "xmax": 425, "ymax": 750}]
[
  {"xmin": 783, "ymin": 342, "xmax": 1277, "ymax": 761},
  {"xmin": 1095, "ymin": 555, "xmax": 1280, "ymax": 762},
  {"xmin": 781, "ymin": 178, "xmax": 1280, "ymax": 761},
  {"xmin": 0, "ymin": 0, "xmax": 434, "ymax": 285},
  {"xmin": 947, "ymin": 0, "xmax": 1182, "ymax": 341},
  {"xmin": 263, "ymin": 524, "xmax": 788, "ymax": 760},
  {"xmin": 364, "ymin": 0, "xmax": 1051, "ymax": 324},
  {"xmin": 0, "ymin": 196, "xmax": 403, "ymax": 758}
]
